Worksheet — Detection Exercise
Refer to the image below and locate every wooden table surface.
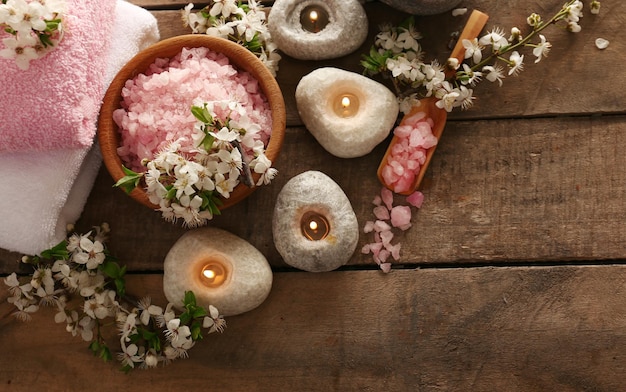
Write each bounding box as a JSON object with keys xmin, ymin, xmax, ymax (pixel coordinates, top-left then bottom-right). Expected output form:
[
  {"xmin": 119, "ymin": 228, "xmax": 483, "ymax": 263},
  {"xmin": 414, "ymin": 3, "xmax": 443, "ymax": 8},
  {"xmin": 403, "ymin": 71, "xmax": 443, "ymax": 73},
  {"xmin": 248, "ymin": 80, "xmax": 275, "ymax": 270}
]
[{"xmin": 2, "ymin": 1, "xmax": 625, "ymax": 390}]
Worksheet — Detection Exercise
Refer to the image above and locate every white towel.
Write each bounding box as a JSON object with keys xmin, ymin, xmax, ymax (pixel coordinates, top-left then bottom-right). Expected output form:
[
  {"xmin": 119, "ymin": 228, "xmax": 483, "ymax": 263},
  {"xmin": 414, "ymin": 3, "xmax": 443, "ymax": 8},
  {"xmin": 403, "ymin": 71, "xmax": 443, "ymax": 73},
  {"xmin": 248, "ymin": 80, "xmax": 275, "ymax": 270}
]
[{"xmin": 0, "ymin": 0, "xmax": 160, "ymax": 255}]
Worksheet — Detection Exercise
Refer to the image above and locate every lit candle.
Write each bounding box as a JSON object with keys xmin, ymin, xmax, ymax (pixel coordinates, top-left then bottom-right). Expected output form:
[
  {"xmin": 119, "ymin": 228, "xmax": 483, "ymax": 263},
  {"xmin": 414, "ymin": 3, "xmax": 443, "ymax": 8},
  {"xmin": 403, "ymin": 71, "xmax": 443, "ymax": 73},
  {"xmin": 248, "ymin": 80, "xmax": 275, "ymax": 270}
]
[
  {"xmin": 199, "ymin": 260, "xmax": 228, "ymax": 288},
  {"xmin": 273, "ymin": 171, "xmax": 359, "ymax": 272},
  {"xmin": 301, "ymin": 211, "xmax": 330, "ymax": 240},
  {"xmin": 163, "ymin": 228, "xmax": 273, "ymax": 317},
  {"xmin": 332, "ymin": 92, "xmax": 359, "ymax": 118},
  {"xmin": 300, "ymin": 5, "xmax": 329, "ymax": 33}
]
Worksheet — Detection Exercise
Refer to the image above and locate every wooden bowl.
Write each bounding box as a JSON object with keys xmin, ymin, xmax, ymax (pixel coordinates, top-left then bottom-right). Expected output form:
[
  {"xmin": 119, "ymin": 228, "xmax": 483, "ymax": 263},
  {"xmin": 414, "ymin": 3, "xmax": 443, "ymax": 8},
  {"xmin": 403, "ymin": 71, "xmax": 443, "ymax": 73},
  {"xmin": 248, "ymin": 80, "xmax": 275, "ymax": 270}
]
[{"xmin": 98, "ymin": 35, "xmax": 286, "ymax": 210}]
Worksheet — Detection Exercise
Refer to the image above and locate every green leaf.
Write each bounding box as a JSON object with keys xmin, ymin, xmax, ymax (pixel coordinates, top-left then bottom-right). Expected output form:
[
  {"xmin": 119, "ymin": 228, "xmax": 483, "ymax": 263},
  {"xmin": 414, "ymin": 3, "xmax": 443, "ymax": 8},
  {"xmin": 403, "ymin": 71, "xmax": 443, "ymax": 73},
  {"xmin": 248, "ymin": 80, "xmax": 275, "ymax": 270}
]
[
  {"xmin": 184, "ymin": 291, "xmax": 197, "ymax": 307},
  {"xmin": 191, "ymin": 104, "xmax": 212, "ymax": 124},
  {"xmin": 40, "ymin": 240, "xmax": 69, "ymax": 261},
  {"xmin": 99, "ymin": 345, "xmax": 112, "ymax": 362},
  {"xmin": 113, "ymin": 166, "xmax": 144, "ymax": 194},
  {"xmin": 192, "ymin": 307, "xmax": 207, "ymax": 319},
  {"xmin": 191, "ymin": 321, "xmax": 203, "ymax": 341},
  {"xmin": 99, "ymin": 260, "xmax": 121, "ymax": 278}
]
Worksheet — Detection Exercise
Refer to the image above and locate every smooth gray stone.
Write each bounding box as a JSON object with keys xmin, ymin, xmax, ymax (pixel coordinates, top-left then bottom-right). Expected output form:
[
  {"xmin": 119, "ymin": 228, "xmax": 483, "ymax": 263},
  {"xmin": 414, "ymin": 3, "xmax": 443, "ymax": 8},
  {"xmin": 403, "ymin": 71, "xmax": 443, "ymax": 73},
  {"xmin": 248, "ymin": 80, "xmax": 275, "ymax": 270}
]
[
  {"xmin": 380, "ymin": 0, "xmax": 462, "ymax": 15},
  {"xmin": 273, "ymin": 171, "xmax": 359, "ymax": 272},
  {"xmin": 268, "ymin": 0, "xmax": 368, "ymax": 60},
  {"xmin": 163, "ymin": 227, "xmax": 273, "ymax": 317},
  {"xmin": 296, "ymin": 67, "xmax": 398, "ymax": 158}
]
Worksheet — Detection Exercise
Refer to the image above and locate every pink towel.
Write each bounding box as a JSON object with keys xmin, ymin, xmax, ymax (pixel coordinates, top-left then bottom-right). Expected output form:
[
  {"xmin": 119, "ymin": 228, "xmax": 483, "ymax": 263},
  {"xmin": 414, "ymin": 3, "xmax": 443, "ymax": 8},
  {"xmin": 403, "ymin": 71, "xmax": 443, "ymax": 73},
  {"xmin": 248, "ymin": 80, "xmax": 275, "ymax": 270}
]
[
  {"xmin": 0, "ymin": 0, "xmax": 160, "ymax": 255},
  {"xmin": 0, "ymin": 0, "xmax": 116, "ymax": 152}
]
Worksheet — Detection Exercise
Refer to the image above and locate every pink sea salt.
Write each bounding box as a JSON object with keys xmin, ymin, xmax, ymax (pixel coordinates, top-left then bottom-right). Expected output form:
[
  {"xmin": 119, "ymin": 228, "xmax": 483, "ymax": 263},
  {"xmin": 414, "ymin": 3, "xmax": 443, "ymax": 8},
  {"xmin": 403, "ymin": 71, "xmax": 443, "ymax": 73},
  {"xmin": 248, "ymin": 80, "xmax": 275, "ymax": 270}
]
[
  {"xmin": 113, "ymin": 47, "xmax": 273, "ymax": 172},
  {"xmin": 381, "ymin": 114, "xmax": 437, "ymax": 194},
  {"xmin": 362, "ymin": 187, "xmax": 426, "ymax": 272}
]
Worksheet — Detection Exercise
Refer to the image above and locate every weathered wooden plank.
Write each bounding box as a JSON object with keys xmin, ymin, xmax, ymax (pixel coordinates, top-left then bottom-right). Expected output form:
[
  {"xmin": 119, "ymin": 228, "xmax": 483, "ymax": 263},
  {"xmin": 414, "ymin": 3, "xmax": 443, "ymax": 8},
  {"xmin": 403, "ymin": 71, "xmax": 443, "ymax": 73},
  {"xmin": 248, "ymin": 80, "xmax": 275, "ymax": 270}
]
[
  {"xmin": 2, "ymin": 266, "xmax": 626, "ymax": 391},
  {"xmin": 150, "ymin": 1, "xmax": 626, "ymax": 125},
  {"xmin": 2, "ymin": 115, "xmax": 623, "ymax": 273}
]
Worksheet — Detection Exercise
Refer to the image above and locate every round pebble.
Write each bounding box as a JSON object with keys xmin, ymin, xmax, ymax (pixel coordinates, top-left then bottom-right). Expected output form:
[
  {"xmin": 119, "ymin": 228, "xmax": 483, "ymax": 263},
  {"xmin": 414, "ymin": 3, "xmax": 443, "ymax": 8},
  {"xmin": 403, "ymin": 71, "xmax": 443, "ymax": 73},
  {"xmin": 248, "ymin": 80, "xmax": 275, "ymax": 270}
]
[
  {"xmin": 163, "ymin": 227, "xmax": 273, "ymax": 317},
  {"xmin": 296, "ymin": 67, "xmax": 399, "ymax": 158},
  {"xmin": 272, "ymin": 171, "xmax": 359, "ymax": 272},
  {"xmin": 268, "ymin": 0, "xmax": 368, "ymax": 60}
]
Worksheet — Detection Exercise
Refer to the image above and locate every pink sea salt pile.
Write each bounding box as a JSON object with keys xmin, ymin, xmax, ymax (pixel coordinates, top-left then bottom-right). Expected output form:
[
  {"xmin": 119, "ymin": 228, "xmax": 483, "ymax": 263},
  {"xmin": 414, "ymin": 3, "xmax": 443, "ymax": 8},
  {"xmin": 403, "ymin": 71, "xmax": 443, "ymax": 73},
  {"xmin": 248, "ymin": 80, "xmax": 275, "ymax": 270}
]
[
  {"xmin": 113, "ymin": 47, "xmax": 273, "ymax": 172},
  {"xmin": 362, "ymin": 187, "xmax": 424, "ymax": 273},
  {"xmin": 380, "ymin": 111, "xmax": 438, "ymax": 194}
]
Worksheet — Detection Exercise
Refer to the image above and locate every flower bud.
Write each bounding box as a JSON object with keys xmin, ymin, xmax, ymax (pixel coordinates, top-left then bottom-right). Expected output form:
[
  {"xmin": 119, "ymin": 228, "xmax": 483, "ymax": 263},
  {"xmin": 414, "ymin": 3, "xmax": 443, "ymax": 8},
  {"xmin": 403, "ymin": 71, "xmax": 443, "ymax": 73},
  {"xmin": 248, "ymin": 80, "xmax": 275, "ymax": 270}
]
[{"xmin": 527, "ymin": 13, "xmax": 541, "ymax": 28}]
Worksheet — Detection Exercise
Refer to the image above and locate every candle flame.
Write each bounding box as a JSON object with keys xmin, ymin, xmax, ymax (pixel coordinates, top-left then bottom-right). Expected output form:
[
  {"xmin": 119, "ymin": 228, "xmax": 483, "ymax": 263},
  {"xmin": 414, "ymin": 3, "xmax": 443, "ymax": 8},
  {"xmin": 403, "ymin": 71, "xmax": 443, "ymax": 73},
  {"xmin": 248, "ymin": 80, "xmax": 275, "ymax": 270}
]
[
  {"xmin": 309, "ymin": 220, "xmax": 318, "ymax": 231},
  {"xmin": 309, "ymin": 10, "xmax": 318, "ymax": 22},
  {"xmin": 203, "ymin": 269, "xmax": 216, "ymax": 279},
  {"xmin": 341, "ymin": 96, "xmax": 351, "ymax": 109}
]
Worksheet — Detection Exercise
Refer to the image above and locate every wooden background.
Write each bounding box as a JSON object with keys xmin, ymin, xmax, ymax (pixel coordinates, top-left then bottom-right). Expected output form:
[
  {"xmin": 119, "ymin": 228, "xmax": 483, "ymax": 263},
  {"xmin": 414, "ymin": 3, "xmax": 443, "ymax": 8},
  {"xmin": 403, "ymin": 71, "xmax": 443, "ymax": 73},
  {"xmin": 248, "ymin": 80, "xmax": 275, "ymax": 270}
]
[{"xmin": 2, "ymin": 0, "xmax": 626, "ymax": 390}]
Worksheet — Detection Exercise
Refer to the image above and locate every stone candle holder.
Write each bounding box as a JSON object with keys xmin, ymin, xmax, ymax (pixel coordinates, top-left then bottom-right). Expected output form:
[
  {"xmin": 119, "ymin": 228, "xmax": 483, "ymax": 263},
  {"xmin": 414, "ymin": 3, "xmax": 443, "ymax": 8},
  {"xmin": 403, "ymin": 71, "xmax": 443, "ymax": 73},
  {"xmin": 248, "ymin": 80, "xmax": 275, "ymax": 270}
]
[
  {"xmin": 163, "ymin": 227, "xmax": 273, "ymax": 317},
  {"xmin": 272, "ymin": 171, "xmax": 359, "ymax": 272},
  {"xmin": 268, "ymin": 0, "xmax": 368, "ymax": 60},
  {"xmin": 296, "ymin": 67, "xmax": 399, "ymax": 158}
]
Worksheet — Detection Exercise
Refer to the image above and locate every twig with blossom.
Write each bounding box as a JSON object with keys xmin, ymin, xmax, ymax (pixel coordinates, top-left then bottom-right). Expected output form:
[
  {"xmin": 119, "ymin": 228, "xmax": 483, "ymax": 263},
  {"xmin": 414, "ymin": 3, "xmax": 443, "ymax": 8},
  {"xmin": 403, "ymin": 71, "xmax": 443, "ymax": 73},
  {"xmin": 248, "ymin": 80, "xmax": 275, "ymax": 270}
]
[
  {"xmin": 0, "ymin": 0, "xmax": 65, "ymax": 70},
  {"xmin": 3, "ymin": 224, "xmax": 226, "ymax": 371},
  {"xmin": 181, "ymin": 0, "xmax": 281, "ymax": 76},
  {"xmin": 362, "ymin": 0, "xmax": 600, "ymax": 113}
]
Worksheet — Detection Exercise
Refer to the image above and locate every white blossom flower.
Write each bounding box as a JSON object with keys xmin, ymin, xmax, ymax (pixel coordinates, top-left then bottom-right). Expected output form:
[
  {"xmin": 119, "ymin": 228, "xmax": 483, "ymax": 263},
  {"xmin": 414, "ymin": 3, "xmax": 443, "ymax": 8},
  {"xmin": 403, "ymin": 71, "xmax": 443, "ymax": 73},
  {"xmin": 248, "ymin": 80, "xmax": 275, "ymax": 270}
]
[
  {"xmin": 462, "ymin": 38, "xmax": 483, "ymax": 64},
  {"xmin": 482, "ymin": 64, "xmax": 505, "ymax": 86},
  {"xmin": 532, "ymin": 34, "xmax": 551, "ymax": 63},
  {"xmin": 73, "ymin": 235, "xmax": 105, "ymax": 270},
  {"xmin": 507, "ymin": 51, "xmax": 524, "ymax": 75},
  {"xmin": 0, "ymin": 35, "xmax": 39, "ymax": 70},
  {"xmin": 479, "ymin": 27, "xmax": 508, "ymax": 51},
  {"xmin": 118, "ymin": 343, "xmax": 143, "ymax": 368},
  {"xmin": 202, "ymin": 305, "xmax": 226, "ymax": 333}
]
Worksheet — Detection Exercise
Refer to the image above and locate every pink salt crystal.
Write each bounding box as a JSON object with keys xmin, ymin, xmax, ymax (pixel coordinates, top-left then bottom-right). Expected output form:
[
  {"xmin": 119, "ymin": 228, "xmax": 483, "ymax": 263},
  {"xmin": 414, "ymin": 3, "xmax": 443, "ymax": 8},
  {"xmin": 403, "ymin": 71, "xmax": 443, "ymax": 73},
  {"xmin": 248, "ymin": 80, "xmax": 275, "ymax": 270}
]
[
  {"xmin": 380, "ymin": 263, "xmax": 392, "ymax": 273},
  {"xmin": 390, "ymin": 205, "xmax": 412, "ymax": 230},
  {"xmin": 406, "ymin": 191, "xmax": 424, "ymax": 208},
  {"xmin": 380, "ymin": 229, "xmax": 394, "ymax": 245},
  {"xmin": 369, "ymin": 242, "xmax": 383, "ymax": 254},
  {"xmin": 386, "ymin": 242, "xmax": 401, "ymax": 260},
  {"xmin": 372, "ymin": 195, "xmax": 382, "ymax": 206},
  {"xmin": 404, "ymin": 111, "xmax": 426, "ymax": 126},
  {"xmin": 381, "ymin": 187, "xmax": 394, "ymax": 210},
  {"xmin": 378, "ymin": 249, "xmax": 390, "ymax": 263},
  {"xmin": 373, "ymin": 220, "xmax": 392, "ymax": 233},
  {"xmin": 361, "ymin": 244, "xmax": 371, "ymax": 254},
  {"xmin": 373, "ymin": 205, "xmax": 390, "ymax": 220},
  {"xmin": 394, "ymin": 124, "xmax": 413, "ymax": 138},
  {"xmin": 363, "ymin": 221, "xmax": 375, "ymax": 233},
  {"xmin": 392, "ymin": 172, "xmax": 414, "ymax": 194}
]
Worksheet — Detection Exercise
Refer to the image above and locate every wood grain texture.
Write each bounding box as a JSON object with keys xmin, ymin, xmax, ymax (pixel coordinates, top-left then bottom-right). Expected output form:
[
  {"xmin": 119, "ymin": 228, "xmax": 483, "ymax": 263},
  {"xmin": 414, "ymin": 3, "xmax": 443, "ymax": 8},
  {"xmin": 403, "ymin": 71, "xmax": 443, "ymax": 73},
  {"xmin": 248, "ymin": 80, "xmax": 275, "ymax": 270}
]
[
  {"xmin": 152, "ymin": 1, "xmax": 626, "ymax": 126},
  {"xmin": 2, "ymin": 266, "xmax": 626, "ymax": 391},
  {"xmin": 2, "ymin": 115, "xmax": 618, "ymax": 273}
]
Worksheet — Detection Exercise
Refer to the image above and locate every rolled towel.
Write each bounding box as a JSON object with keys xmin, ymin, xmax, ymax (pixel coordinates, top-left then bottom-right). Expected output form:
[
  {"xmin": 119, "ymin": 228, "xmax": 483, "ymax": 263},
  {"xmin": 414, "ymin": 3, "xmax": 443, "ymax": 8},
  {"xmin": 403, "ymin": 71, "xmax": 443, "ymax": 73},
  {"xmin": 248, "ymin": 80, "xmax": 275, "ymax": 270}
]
[
  {"xmin": 0, "ymin": 0, "xmax": 116, "ymax": 152},
  {"xmin": 0, "ymin": 0, "xmax": 160, "ymax": 255}
]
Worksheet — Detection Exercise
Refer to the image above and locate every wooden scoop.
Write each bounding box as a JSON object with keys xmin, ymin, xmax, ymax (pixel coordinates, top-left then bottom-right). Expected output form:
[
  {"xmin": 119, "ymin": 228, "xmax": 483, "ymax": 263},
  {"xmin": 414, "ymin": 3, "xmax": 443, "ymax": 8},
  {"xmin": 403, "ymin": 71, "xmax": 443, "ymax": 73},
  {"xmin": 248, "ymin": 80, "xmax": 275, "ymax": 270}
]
[{"xmin": 377, "ymin": 10, "xmax": 489, "ymax": 195}]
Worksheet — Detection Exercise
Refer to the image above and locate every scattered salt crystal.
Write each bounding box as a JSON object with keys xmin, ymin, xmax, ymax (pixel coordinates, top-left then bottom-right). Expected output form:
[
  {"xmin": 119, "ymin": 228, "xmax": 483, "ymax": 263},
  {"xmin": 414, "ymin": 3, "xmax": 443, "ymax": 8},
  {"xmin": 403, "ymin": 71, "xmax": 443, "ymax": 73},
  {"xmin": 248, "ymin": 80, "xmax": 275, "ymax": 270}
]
[
  {"xmin": 380, "ymin": 230, "xmax": 394, "ymax": 246},
  {"xmin": 373, "ymin": 205, "xmax": 390, "ymax": 220},
  {"xmin": 372, "ymin": 195, "xmax": 382, "ymax": 206},
  {"xmin": 373, "ymin": 220, "xmax": 392, "ymax": 233},
  {"xmin": 381, "ymin": 187, "xmax": 394, "ymax": 210},
  {"xmin": 452, "ymin": 8, "xmax": 468, "ymax": 16},
  {"xmin": 595, "ymin": 38, "xmax": 609, "ymax": 50},
  {"xmin": 361, "ymin": 244, "xmax": 371, "ymax": 254},
  {"xmin": 380, "ymin": 263, "xmax": 392, "ymax": 273},
  {"xmin": 406, "ymin": 191, "xmax": 424, "ymax": 208},
  {"xmin": 390, "ymin": 205, "xmax": 412, "ymax": 230},
  {"xmin": 363, "ymin": 221, "xmax": 375, "ymax": 233}
]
